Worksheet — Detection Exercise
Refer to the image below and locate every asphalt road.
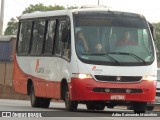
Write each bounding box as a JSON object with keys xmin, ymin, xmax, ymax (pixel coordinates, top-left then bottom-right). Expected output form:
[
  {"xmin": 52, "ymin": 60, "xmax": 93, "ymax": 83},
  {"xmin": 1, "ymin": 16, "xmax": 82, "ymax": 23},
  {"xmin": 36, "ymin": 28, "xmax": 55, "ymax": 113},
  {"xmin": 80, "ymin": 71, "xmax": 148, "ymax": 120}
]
[{"xmin": 0, "ymin": 99, "xmax": 160, "ymax": 120}]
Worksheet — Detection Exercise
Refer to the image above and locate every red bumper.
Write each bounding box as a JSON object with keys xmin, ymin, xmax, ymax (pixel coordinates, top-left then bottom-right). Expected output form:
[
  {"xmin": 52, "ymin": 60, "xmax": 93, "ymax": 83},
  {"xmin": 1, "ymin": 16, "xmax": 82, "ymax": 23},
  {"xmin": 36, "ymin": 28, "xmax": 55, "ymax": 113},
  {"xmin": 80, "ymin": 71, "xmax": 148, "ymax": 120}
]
[{"xmin": 69, "ymin": 78, "xmax": 156, "ymax": 102}]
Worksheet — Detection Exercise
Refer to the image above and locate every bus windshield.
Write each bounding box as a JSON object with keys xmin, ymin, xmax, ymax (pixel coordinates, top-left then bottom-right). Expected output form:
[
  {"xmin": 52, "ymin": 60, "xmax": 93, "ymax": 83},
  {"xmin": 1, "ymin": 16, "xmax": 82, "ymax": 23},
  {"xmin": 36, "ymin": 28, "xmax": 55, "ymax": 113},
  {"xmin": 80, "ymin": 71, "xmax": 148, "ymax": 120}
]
[{"xmin": 73, "ymin": 12, "xmax": 154, "ymax": 66}]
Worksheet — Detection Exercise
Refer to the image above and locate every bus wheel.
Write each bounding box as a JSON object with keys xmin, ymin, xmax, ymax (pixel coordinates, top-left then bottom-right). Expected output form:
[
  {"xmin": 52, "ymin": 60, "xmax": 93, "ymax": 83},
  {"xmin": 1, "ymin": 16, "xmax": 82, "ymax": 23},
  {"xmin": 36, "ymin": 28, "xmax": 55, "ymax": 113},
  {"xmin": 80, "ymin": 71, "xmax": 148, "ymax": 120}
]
[
  {"xmin": 64, "ymin": 87, "xmax": 78, "ymax": 111},
  {"xmin": 127, "ymin": 105, "xmax": 133, "ymax": 110},
  {"xmin": 30, "ymin": 84, "xmax": 40, "ymax": 107},
  {"xmin": 39, "ymin": 98, "xmax": 50, "ymax": 108},
  {"xmin": 107, "ymin": 105, "xmax": 114, "ymax": 108},
  {"xmin": 86, "ymin": 103, "xmax": 105, "ymax": 110},
  {"xmin": 133, "ymin": 102, "xmax": 147, "ymax": 114},
  {"xmin": 147, "ymin": 106, "xmax": 154, "ymax": 111},
  {"xmin": 86, "ymin": 103, "xmax": 96, "ymax": 110},
  {"xmin": 96, "ymin": 103, "xmax": 105, "ymax": 110}
]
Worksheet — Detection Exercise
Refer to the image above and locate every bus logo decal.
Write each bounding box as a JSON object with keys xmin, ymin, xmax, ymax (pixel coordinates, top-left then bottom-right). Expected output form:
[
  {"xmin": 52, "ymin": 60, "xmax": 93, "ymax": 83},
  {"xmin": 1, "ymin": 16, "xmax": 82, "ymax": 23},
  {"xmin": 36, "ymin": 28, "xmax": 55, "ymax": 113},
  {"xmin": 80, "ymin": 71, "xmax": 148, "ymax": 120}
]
[
  {"xmin": 92, "ymin": 66, "xmax": 96, "ymax": 71},
  {"xmin": 116, "ymin": 76, "xmax": 122, "ymax": 82},
  {"xmin": 35, "ymin": 59, "xmax": 44, "ymax": 73},
  {"xmin": 35, "ymin": 59, "xmax": 39, "ymax": 72}
]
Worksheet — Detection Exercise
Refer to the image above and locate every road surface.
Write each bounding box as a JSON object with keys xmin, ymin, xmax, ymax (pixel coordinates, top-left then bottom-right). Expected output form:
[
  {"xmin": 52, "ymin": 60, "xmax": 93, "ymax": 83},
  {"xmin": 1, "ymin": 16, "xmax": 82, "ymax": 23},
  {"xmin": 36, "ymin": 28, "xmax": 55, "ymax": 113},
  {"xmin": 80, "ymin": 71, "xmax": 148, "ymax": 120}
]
[{"xmin": 0, "ymin": 99, "xmax": 159, "ymax": 119}]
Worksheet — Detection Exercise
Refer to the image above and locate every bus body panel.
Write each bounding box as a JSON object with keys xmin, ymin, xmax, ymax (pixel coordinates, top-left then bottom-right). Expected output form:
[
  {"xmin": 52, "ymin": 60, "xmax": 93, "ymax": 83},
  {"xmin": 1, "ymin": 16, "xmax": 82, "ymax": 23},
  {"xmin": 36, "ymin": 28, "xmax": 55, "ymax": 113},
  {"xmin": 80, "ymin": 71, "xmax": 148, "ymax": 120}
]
[
  {"xmin": 14, "ymin": 52, "xmax": 157, "ymax": 102},
  {"xmin": 69, "ymin": 78, "xmax": 156, "ymax": 102},
  {"xmin": 68, "ymin": 58, "xmax": 157, "ymax": 102},
  {"xmin": 14, "ymin": 55, "xmax": 72, "ymax": 99},
  {"xmin": 13, "ymin": 9, "xmax": 157, "ymax": 109},
  {"xmin": 77, "ymin": 58, "xmax": 157, "ymax": 77}
]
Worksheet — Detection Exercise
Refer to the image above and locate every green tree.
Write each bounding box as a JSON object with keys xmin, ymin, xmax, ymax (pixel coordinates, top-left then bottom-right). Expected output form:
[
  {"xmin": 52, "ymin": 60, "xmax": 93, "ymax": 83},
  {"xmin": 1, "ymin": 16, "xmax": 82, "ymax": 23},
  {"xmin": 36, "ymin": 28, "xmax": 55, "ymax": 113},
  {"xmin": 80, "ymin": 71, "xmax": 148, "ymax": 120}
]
[
  {"xmin": 153, "ymin": 22, "xmax": 160, "ymax": 61},
  {"xmin": 153, "ymin": 22, "xmax": 160, "ymax": 50},
  {"xmin": 4, "ymin": 18, "xmax": 18, "ymax": 35},
  {"xmin": 67, "ymin": 6, "xmax": 78, "ymax": 9},
  {"xmin": 22, "ymin": 3, "xmax": 65, "ymax": 14},
  {"xmin": 4, "ymin": 4, "xmax": 65, "ymax": 35}
]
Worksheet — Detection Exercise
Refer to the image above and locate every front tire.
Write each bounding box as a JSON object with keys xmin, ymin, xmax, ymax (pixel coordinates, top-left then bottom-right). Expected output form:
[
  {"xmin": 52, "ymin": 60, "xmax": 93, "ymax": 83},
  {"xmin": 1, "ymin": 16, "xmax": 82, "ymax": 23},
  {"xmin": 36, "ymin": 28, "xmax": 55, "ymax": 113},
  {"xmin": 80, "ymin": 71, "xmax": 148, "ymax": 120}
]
[
  {"xmin": 86, "ymin": 103, "xmax": 96, "ymax": 110},
  {"xmin": 147, "ymin": 106, "xmax": 154, "ymax": 111},
  {"xmin": 96, "ymin": 103, "xmax": 105, "ymax": 110},
  {"xmin": 86, "ymin": 103, "xmax": 105, "ymax": 110},
  {"xmin": 127, "ymin": 105, "xmax": 133, "ymax": 110},
  {"xmin": 64, "ymin": 86, "xmax": 78, "ymax": 111},
  {"xmin": 133, "ymin": 102, "xmax": 147, "ymax": 113},
  {"xmin": 107, "ymin": 105, "xmax": 115, "ymax": 109}
]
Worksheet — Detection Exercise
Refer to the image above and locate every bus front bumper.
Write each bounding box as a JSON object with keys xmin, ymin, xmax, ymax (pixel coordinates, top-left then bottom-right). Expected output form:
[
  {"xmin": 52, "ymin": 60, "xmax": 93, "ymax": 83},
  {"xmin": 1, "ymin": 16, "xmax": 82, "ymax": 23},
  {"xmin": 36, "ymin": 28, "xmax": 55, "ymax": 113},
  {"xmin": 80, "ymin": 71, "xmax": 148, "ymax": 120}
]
[{"xmin": 69, "ymin": 78, "xmax": 156, "ymax": 102}]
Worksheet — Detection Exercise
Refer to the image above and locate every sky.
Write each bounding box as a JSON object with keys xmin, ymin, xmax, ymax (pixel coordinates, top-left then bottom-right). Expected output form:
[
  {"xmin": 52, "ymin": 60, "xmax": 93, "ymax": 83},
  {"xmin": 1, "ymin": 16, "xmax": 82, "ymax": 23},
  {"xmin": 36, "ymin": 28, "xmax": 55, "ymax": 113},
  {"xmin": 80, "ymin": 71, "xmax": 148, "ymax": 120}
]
[{"xmin": 1, "ymin": 0, "xmax": 160, "ymax": 33}]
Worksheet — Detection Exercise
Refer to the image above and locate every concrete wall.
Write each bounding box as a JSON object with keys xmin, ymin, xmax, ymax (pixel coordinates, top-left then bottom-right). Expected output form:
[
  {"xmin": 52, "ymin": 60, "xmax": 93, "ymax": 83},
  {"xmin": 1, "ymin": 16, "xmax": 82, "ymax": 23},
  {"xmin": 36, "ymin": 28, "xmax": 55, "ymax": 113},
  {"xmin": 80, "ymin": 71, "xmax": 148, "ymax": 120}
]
[
  {"xmin": 0, "ymin": 62, "xmax": 29, "ymax": 100},
  {"xmin": 0, "ymin": 85, "xmax": 29, "ymax": 100},
  {"xmin": 0, "ymin": 63, "xmax": 5, "ymax": 85},
  {"xmin": 4, "ymin": 62, "xmax": 13, "ymax": 85},
  {"xmin": 0, "ymin": 36, "xmax": 28, "ymax": 99},
  {"xmin": 0, "ymin": 62, "xmax": 28, "ymax": 100},
  {"xmin": 0, "ymin": 62, "xmax": 13, "ymax": 86}
]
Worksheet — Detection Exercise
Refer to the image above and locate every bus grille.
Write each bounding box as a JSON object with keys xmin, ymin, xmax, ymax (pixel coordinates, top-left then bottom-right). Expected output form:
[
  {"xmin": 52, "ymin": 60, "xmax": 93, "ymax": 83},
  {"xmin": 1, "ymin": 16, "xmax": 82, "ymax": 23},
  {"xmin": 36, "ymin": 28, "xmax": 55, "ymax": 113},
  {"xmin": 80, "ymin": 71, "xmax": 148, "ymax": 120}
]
[
  {"xmin": 92, "ymin": 88, "xmax": 142, "ymax": 93},
  {"xmin": 94, "ymin": 75, "xmax": 142, "ymax": 82}
]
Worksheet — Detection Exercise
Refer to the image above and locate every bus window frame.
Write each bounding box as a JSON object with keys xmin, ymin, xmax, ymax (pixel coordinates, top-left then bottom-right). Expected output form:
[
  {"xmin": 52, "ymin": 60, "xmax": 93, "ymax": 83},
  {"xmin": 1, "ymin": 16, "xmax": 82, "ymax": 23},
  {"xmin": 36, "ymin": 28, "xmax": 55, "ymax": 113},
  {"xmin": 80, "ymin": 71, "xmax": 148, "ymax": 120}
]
[
  {"xmin": 16, "ymin": 16, "xmax": 71, "ymax": 63},
  {"xmin": 16, "ymin": 20, "xmax": 33, "ymax": 56},
  {"xmin": 30, "ymin": 19, "xmax": 46, "ymax": 56}
]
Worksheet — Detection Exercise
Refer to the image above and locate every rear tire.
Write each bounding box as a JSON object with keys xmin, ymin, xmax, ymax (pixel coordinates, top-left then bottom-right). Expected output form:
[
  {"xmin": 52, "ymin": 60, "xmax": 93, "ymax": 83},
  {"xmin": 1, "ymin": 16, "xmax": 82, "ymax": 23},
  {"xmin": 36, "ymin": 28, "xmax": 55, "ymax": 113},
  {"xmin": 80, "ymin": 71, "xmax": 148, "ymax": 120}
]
[
  {"xmin": 39, "ymin": 98, "xmax": 50, "ymax": 108},
  {"xmin": 64, "ymin": 86, "xmax": 78, "ymax": 111},
  {"xmin": 30, "ymin": 84, "xmax": 40, "ymax": 107},
  {"xmin": 133, "ymin": 102, "xmax": 147, "ymax": 113},
  {"xmin": 29, "ymin": 84, "xmax": 50, "ymax": 108}
]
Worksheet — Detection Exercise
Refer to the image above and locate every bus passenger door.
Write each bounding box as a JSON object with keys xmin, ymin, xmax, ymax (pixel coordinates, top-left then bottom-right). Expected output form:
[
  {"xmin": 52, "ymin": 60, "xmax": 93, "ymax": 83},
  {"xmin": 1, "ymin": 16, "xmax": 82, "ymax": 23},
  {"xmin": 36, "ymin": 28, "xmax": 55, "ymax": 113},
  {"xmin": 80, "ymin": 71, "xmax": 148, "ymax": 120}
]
[{"xmin": 46, "ymin": 18, "xmax": 70, "ymax": 99}]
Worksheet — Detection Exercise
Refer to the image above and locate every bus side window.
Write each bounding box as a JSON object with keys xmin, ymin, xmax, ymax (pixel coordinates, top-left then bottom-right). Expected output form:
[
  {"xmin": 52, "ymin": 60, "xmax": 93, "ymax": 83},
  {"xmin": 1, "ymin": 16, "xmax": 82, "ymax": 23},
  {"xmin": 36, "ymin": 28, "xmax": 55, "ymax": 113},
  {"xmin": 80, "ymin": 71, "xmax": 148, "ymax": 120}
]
[
  {"xmin": 44, "ymin": 20, "xmax": 56, "ymax": 54},
  {"xmin": 17, "ymin": 21, "xmax": 32, "ymax": 55},
  {"xmin": 54, "ymin": 19, "xmax": 69, "ymax": 56},
  {"xmin": 31, "ymin": 20, "xmax": 46, "ymax": 55},
  {"xmin": 61, "ymin": 20, "xmax": 71, "ymax": 60}
]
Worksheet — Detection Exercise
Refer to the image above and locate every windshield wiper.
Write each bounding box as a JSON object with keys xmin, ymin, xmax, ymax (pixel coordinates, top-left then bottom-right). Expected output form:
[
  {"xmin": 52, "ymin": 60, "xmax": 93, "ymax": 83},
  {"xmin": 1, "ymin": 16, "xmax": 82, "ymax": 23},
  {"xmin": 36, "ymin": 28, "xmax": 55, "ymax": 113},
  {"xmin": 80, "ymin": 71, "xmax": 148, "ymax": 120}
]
[
  {"xmin": 82, "ymin": 53, "xmax": 121, "ymax": 65},
  {"xmin": 107, "ymin": 52, "xmax": 147, "ymax": 64}
]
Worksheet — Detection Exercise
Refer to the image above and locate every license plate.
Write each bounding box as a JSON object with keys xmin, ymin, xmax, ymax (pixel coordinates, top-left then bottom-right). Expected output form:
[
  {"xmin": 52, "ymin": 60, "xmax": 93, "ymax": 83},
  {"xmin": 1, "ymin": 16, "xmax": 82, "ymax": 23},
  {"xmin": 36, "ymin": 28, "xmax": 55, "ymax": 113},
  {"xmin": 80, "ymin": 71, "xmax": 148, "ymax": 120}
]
[{"xmin": 110, "ymin": 95, "xmax": 125, "ymax": 100}]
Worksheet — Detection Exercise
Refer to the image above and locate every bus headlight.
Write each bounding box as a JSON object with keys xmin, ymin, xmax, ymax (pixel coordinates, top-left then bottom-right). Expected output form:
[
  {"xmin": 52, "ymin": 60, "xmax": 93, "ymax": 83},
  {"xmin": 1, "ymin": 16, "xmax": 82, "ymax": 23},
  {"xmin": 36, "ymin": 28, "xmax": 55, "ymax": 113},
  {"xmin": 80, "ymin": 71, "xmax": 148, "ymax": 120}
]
[
  {"xmin": 142, "ymin": 75, "xmax": 157, "ymax": 81},
  {"xmin": 72, "ymin": 73, "xmax": 92, "ymax": 79}
]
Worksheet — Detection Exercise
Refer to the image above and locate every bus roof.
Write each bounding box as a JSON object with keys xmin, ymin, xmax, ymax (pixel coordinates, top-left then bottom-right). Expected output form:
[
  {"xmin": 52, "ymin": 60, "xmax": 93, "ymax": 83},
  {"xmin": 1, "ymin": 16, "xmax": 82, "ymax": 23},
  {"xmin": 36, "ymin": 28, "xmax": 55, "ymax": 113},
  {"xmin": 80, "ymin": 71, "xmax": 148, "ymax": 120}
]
[{"xmin": 20, "ymin": 8, "xmax": 144, "ymax": 20}]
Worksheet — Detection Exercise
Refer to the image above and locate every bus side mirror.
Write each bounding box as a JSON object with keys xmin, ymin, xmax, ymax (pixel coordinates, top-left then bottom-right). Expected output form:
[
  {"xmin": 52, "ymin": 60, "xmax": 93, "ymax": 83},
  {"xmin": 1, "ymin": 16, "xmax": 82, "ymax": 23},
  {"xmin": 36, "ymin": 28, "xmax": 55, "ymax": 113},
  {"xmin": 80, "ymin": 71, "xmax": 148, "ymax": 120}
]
[{"xmin": 148, "ymin": 22, "xmax": 155, "ymax": 40}]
